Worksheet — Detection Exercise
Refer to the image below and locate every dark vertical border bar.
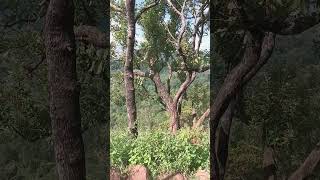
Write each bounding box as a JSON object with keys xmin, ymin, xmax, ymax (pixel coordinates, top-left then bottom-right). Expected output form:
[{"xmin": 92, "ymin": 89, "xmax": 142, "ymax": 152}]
[
  {"xmin": 105, "ymin": 0, "xmax": 111, "ymax": 177},
  {"xmin": 210, "ymin": 0, "xmax": 218, "ymax": 179}
]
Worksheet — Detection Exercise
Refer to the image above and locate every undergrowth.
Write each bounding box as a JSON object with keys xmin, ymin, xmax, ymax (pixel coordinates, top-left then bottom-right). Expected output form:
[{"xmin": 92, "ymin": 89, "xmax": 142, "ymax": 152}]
[{"xmin": 110, "ymin": 128, "xmax": 209, "ymax": 177}]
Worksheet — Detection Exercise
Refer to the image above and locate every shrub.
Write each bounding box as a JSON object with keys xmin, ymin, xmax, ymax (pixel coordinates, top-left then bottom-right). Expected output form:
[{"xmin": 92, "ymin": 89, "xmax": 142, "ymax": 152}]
[{"xmin": 110, "ymin": 128, "xmax": 209, "ymax": 177}]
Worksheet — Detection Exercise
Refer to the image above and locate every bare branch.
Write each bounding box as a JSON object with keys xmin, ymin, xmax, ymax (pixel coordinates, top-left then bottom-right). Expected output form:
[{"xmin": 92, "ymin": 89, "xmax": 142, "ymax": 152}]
[
  {"xmin": 135, "ymin": 0, "xmax": 161, "ymax": 22},
  {"xmin": 166, "ymin": 0, "xmax": 183, "ymax": 16},
  {"xmin": 192, "ymin": 2, "xmax": 209, "ymax": 52},
  {"xmin": 166, "ymin": 0, "xmax": 187, "ymax": 46},
  {"xmin": 163, "ymin": 22, "xmax": 177, "ymax": 42}
]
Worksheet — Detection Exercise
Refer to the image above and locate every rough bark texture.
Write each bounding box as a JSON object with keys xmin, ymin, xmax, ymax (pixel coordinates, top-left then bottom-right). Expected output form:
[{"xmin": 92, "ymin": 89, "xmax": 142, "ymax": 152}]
[
  {"xmin": 151, "ymin": 71, "xmax": 195, "ymax": 134},
  {"xmin": 168, "ymin": 103, "xmax": 180, "ymax": 134},
  {"xmin": 133, "ymin": 67, "xmax": 198, "ymax": 134},
  {"xmin": 125, "ymin": 0, "xmax": 138, "ymax": 137},
  {"xmin": 44, "ymin": 0, "xmax": 86, "ymax": 179},
  {"xmin": 288, "ymin": 142, "xmax": 320, "ymax": 180},
  {"xmin": 216, "ymin": 96, "xmax": 238, "ymax": 180}
]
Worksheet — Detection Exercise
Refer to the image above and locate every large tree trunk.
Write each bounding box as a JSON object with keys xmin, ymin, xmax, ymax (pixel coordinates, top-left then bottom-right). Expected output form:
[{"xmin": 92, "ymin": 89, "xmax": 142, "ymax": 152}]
[
  {"xmin": 125, "ymin": 0, "xmax": 138, "ymax": 137},
  {"xmin": 168, "ymin": 103, "xmax": 180, "ymax": 134},
  {"xmin": 216, "ymin": 96, "xmax": 238, "ymax": 180},
  {"xmin": 44, "ymin": 0, "xmax": 86, "ymax": 179},
  {"xmin": 149, "ymin": 71, "xmax": 195, "ymax": 134},
  {"xmin": 210, "ymin": 30, "xmax": 264, "ymax": 179}
]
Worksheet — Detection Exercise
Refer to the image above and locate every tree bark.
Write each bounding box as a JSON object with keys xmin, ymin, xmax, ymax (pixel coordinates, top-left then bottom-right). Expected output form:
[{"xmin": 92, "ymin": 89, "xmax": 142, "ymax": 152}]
[
  {"xmin": 210, "ymin": 30, "xmax": 264, "ymax": 180},
  {"xmin": 193, "ymin": 108, "xmax": 210, "ymax": 128},
  {"xmin": 216, "ymin": 96, "xmax": 238, "ymax": 180},
  {"xmin": 144, "ymin": 70, "xmax": 196, "ymax": 134},
  {"xmin": 288, "ymin": 141, "xmax": 320, "ymax": 180},
  {"xmin": 125, "ymin": 0, "xmax": 138, "ymax": 137},
  {"xmin": 211, "ymin": 31, "xmax": 275, "ymax": 179},
  {"xmin": 169, "ymin": 103, "xmax": 180, "ymax": 134},
  {"xmin": 44, "ymin": 0, "xmax": 86, "ymax": 179}
]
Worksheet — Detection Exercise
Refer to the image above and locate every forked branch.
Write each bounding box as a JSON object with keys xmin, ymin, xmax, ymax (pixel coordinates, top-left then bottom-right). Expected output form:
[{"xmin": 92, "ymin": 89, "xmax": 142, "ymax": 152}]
[{"xmin": 135, "ymin": 0, "xmax": 161, "ymax": 22}]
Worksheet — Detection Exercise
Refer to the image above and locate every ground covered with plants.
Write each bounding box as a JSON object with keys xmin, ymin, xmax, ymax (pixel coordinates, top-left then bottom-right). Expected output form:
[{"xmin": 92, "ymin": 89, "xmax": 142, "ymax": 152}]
[{"xmin": 111, "ymin": 128, "xmax": 209, "ymax": 177}]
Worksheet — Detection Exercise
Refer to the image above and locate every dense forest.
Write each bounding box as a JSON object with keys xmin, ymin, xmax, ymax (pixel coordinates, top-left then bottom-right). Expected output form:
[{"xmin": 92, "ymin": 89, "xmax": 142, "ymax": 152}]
[
  {"xmin": 1, "ymin": 0, "xmax": 320, "ymax": 180},
  {"xmin": 211, "ymin": 0, "xmax": 320, "ymax": 180},
  {"xmin": 0, "ymin": 0, "xmax": 108, "ymax": 179}
]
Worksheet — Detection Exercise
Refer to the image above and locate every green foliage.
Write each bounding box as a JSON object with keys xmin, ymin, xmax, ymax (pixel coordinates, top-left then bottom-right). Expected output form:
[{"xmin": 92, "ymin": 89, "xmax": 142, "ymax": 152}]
[
  {"xmin": 226, "ymin": 142, "xmax": 263, "ymax": 180},
  {"xmin": 0, "ymin": 0, "xmax": 108, "ymax": 178},
  {"xmin": 224, "ymin": 28, "xmax": 320, "ymax": 178},
  {"xmin": 110, "ymin": 128, "xmax": 209, "ymax": 176}
]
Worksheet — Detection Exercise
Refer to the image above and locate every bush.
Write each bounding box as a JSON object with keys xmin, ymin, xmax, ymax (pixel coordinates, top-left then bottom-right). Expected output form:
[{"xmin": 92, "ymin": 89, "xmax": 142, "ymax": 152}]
[{"xmin": 110, "ymin": 128, "xmax": 209, "ymax": 177}]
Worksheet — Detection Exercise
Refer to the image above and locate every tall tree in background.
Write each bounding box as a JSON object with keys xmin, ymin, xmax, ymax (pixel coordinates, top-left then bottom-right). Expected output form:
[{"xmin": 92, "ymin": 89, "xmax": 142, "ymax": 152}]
[
  {"xmin": 112, "ymin": 0, "xmax": 160, "ymax": 137},
  {"xmin": 44, "ymin": 0, "xmax": 86, "ymax": 179},
  {"xmin": 133, "ymin": 0, "xmax": 209, "ymax": 133},
  {"xmin": 124, "ymin": 0, "xmax": 138, "ymax": 137}
]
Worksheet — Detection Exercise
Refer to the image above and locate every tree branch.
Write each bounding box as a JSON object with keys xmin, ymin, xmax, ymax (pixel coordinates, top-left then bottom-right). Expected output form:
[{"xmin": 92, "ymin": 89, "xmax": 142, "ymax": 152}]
[
  {"xmin": 166, "ymin": 0, "xmax": 187, "ymax": 58},
  {"xmin": 191, "ymin": 2, "xmax": 209, "ymax": 53},
  {"xmin": 110, "ymin": 3, "xmax": 125, "ymax": 15},
  {"xmin": 133, "ymin": 69, "xmax": 154, "ymax": 78},
  {"xmin": 288, "ymin": 141, "xmax": 320, "ymax": 180},
  {"xmin": 152, "ymin": 72, "xmax": 173, "ymax": 106},
  {"xmin": 193, "ymin": 108, "xmax": 210, "ymax": 128},
  {"xmin": 243, "ymin": 32, "xmax": 275, "ymax": 85},
  {"xmin": 210, "ymin": 30, "xmax": 263, "ymax": 179},
  {"xmin": 135, "ymin": 0, "xmax": 161, "ymax": 22},
  {"xmin": 173, "ymin": 71, "xmax": 196, "ymax": 104},
  {"xmin": 24, "ymin": 54, "xmax": 46, "ymax": 76}
]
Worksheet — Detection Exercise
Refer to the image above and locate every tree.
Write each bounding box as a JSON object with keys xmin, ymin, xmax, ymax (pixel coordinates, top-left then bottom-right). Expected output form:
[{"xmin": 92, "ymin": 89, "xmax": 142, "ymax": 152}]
[
  {"xmin": 212, "ymin": 0, "xmax": 320, "ymax": 179},
  {"xmin": 111, "ymin": 0, "xmax": 160, "ymax": 137},
  {"xmin": 44, "ymin": 0, "xmax": 85, "ymax": 179},
  {"xmin": 133, "ymin": 0, "xmax": 209, "ymax": 133}
]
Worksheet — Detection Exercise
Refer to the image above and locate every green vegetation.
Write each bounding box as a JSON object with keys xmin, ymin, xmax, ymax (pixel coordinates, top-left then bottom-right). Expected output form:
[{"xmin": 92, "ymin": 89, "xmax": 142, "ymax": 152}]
[
  {"xmin": 0, "ymin": 0, "xmax": 107, "ymax": 179},
  {"xmin": 111, "ymin": 128, "xmax": 209, "ymax": 176},
  {"xmin": 110, "ymin": 0, "xmax": 210, "ymax": 177}
]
